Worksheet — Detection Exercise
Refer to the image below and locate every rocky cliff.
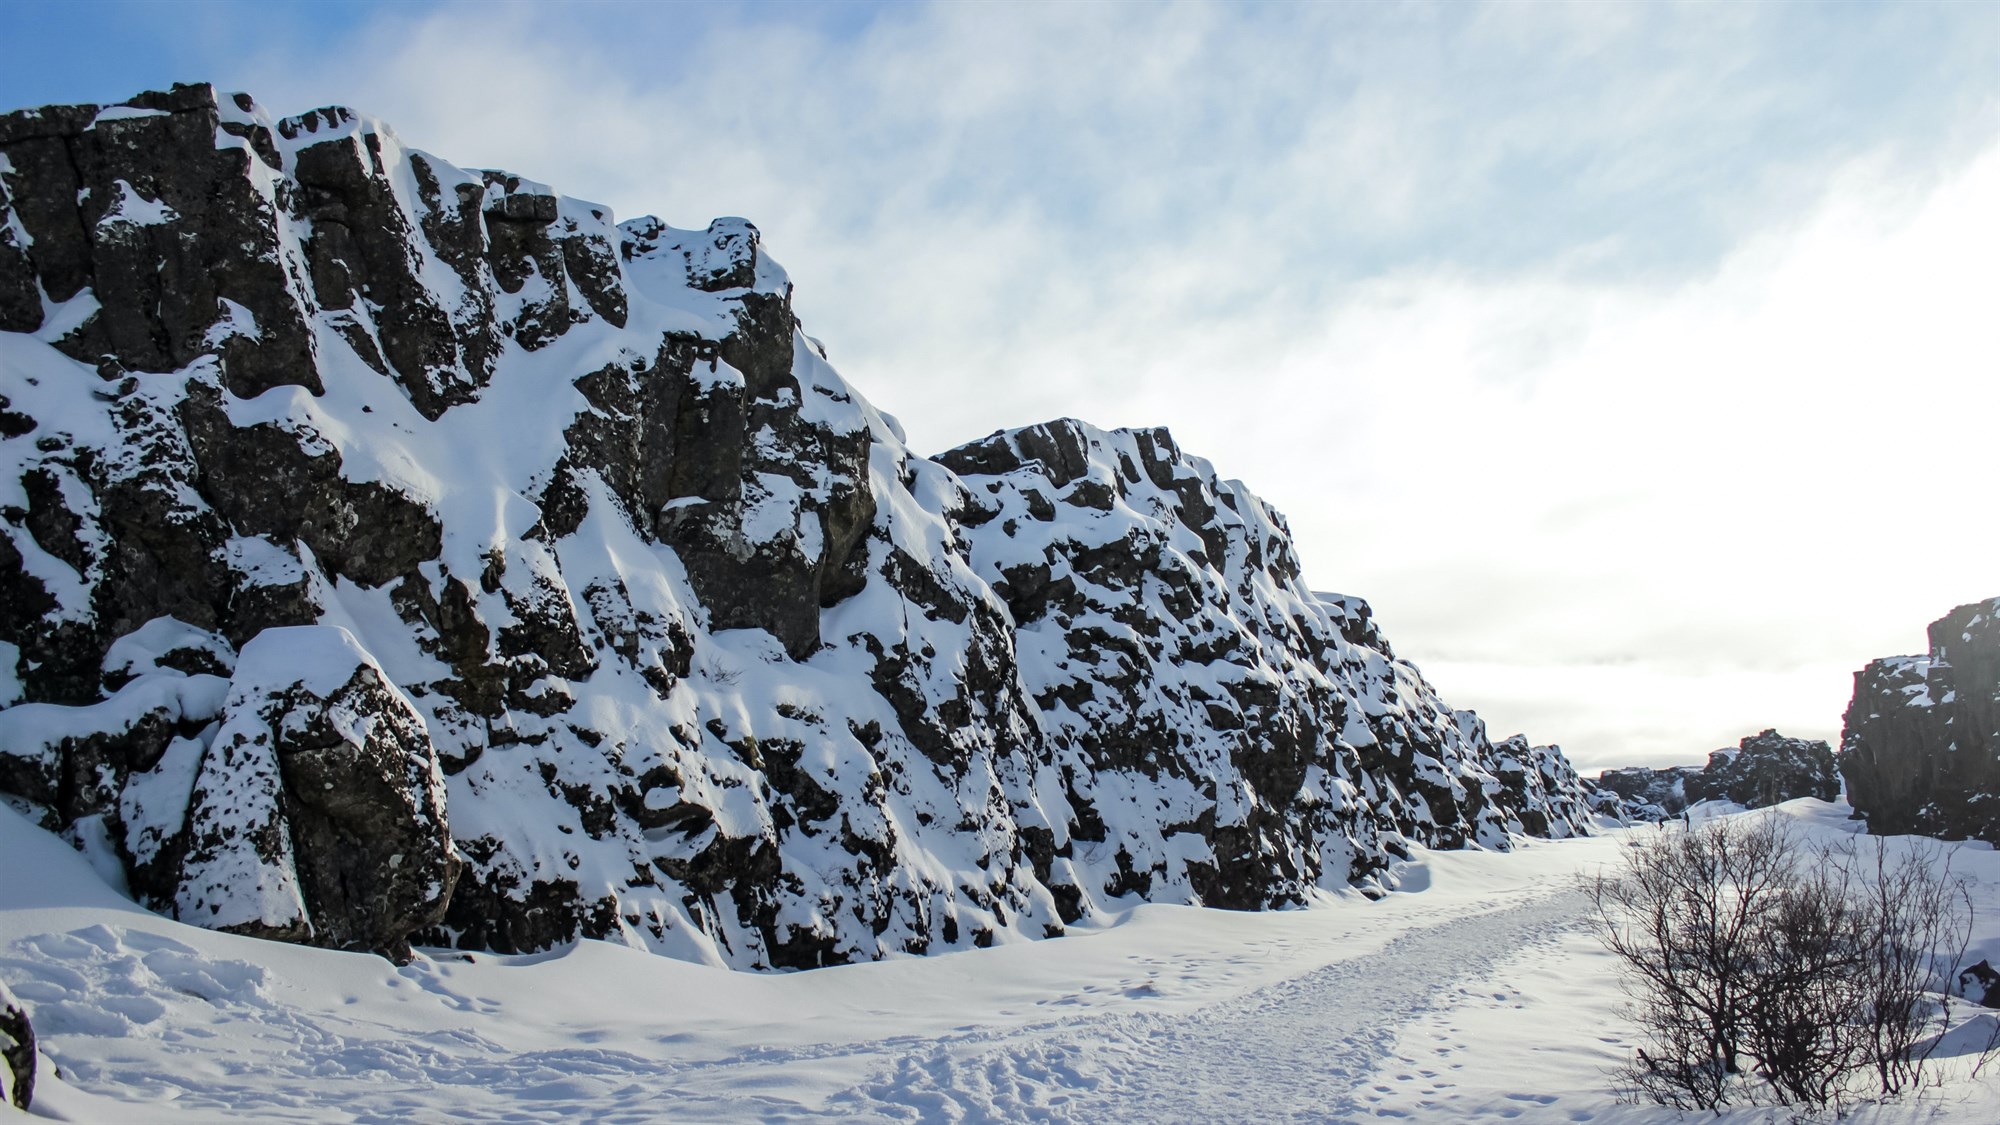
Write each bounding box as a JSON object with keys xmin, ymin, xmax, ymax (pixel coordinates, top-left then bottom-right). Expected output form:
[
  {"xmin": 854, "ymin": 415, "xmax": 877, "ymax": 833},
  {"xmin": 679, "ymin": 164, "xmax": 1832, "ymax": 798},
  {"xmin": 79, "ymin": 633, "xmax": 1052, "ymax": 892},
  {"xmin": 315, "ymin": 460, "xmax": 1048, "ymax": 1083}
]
[
  {"xmin": 1841, "ymin": 598, "xmax": 2000, "ymax": 843},
  {"xmin": 0, "ymin": 85, "xmax": 1593, "ymax": 969},
  {"xmin": 1590, "ymin": 729, "xmax": 1839, "ymax": 821}
]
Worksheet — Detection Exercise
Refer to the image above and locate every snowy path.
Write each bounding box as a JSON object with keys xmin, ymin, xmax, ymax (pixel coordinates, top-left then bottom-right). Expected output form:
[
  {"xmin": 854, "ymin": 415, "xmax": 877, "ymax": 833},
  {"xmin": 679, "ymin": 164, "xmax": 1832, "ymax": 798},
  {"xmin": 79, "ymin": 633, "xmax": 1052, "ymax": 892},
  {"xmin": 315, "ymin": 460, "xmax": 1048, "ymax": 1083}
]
[
  {"xmin": 3, "ymin": 885, "xmax": 1587, "ymax": 1123},
  {"xmin": 11, "ymin": 803, "xmax": 2000, "ymax": 1123},
  {"xmin": 824, "ymin": 888, "xmax": 1588, "ymax": 1122}
]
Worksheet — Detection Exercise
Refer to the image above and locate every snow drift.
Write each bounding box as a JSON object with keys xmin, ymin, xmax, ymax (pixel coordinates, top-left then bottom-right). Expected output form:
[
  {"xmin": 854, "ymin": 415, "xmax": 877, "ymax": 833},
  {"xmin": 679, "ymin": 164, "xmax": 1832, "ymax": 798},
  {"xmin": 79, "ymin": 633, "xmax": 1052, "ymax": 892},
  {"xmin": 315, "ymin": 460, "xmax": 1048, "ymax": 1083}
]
[{"xmin": 0, "ymin": 84, "xmax": 1592, "ymax": 970}]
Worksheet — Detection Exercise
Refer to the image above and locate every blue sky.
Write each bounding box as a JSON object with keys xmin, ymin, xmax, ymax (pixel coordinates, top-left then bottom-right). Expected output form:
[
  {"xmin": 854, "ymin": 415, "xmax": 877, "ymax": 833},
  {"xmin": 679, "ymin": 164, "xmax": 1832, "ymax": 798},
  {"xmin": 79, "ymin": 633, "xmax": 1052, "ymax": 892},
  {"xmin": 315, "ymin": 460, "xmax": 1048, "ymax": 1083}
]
[
  {"xmin": 8, "ymin": 1, "xmax": 1986, "ymax": 280},
  {"xmin": 4, "ymin": 0, "xmax": 1997, "ymax": 769}
]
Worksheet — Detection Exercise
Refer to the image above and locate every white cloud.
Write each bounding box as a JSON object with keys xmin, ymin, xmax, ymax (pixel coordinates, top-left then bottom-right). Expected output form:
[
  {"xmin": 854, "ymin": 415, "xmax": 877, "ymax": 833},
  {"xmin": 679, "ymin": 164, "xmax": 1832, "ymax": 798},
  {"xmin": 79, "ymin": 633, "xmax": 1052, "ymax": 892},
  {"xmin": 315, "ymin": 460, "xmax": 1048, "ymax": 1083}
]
[
  {"xmin": 1250, "ymin": 145, "xmax": 2000, "ymax": 767},
  {"xmin": 214, "ymin": 0, "xmax": 1999, "ymax": 770}
]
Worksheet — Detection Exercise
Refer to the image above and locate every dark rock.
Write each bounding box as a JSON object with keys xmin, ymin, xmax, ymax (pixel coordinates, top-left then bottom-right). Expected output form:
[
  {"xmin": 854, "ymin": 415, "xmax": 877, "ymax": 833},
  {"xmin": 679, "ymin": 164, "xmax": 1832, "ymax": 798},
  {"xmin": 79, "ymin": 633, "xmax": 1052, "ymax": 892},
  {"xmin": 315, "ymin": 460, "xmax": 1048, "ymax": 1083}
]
[
  {"xmin": 1959, "ymin": 958, "xmax": 2000, "ymax": 1008},
  {"xmin": 271, "ymin": 648, "xmax": 461, "ymax": 961},
  {"xmin": 481, "ymin": 171, "xmax": 576, "ymax": 349},
  {"xmin": 0, "ymin": 196, "xmax": 40, "ymax": 333},
  {"xmin": 429, "ymin": 835, "xmax": 584, "ymax": 955},
  {"xmin": 0, "ymin": 978, "xmax": 32, "ymax": 1112},
  {"xmin": 656, "ymin": 291, "xmax": 876, "ymax": 659},
  {"xmin": 941, "ymin": 419, "xmax": 1592, "ymax": 909},
  {"xmin": 0, "ymin": 673, "xmax": 226, "ymax": 827},
  {"xmin": 1841, "ymin": 597, "xmax": 2000, "ymax": 843},
  {"xmin": 0, "ymin": 85, "xmax": 316, "ymax": 395},
  {"xmin": 1593, "ymin": 763, "xmax": 1697, "ymax": 819},
  {"xmin": 1683, "ymin": 730, "xmax": 1838, "ymax": 808},
  {"xmin": 681, "ymin": 217, "xmax": 759, "ymax": 292},
  {"xmin": 176, "ymin": 627, "xmax": 459, "ymax": 960},
  {"xmin": 1591, "ymin": 729, "xmax": 1837, "ymax": 821},
  {"xmin": 559, "ymin": 213, "xmax": 627, "ymax": 328},
  {"xmin": 180, "ymin": 382, "xmax": 442, "ymax": 588}
]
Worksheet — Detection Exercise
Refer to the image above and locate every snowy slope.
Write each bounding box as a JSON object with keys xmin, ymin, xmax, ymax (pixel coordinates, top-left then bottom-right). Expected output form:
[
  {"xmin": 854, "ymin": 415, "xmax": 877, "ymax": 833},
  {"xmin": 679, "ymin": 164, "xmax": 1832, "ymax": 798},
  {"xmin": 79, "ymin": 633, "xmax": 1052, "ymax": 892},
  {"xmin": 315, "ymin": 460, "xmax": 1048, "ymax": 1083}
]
[
  {"xmin": 3, "ymin": 83, "xmax": 1588, "ymax": 972},
  {"xmin": 4, "ymin": 799, "xmax": 1999, "ymax": 1122}
]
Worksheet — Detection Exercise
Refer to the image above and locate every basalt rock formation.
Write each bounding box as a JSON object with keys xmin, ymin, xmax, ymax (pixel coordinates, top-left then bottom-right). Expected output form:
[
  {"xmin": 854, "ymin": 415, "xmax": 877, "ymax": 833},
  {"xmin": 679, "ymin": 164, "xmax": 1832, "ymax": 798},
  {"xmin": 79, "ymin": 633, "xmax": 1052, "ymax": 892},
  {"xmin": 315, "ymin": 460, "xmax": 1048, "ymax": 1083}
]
[
  {"xmin": 1840, "ymin": 598, "xmax": 2000, "ymax": 843},
  {"xmin": 0, "ymin": 85, "xmax": 1594, "ymax": 969},
  {"xmin": 1592, "ymin": 729, "xmax": 1839, "ymax": 821}
]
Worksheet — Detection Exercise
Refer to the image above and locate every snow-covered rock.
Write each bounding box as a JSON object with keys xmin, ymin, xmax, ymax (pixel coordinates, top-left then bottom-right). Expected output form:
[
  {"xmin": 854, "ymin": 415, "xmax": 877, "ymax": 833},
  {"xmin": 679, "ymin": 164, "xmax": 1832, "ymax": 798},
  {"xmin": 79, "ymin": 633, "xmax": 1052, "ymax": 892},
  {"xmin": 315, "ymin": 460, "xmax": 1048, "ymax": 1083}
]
[
  {"xmin": 0, "ymin": 84, "xmax": 1594, "ymax": 969},
  {"xmin": 175, "ymin": 626, "xmax": 457, "ymax": 961},
  {"xmin": 1960, "ymin": 959, "xmax": 2000, "ymax": 1009},
  {"xmin": 0, "ymin": 977, "xmax": 30, "ymax": 1111},
  {"xmin": 938, "ymin": 420, "xmax": 1590, "ymax": 912},
  {"xmin": 1684, "ymin": 730, "xmax": 1838, "ymax": 808},
  {"xmin": 1841, "ymin": 597, "xmax": 2000, "ymax": 843},
  {"xmin": 1592, "ymin": 729, "xmax": 1838, "ymax": 821}
]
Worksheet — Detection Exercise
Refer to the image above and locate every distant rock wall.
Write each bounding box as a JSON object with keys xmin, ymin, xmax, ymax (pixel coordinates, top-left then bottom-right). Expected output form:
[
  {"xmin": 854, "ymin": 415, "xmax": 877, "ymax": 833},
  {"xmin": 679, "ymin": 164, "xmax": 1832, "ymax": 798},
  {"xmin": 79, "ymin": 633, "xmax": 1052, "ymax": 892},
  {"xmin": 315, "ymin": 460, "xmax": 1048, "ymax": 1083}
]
[
  {"xmin": 1841, "ymin": 598, "xmax": 2000, "ymax": 842},
  {"xmin": 0, "ymin": 84, "xmax": 1594, "ymax": 970},
  {"xmin": 1591, "ymin": 729, "xmax": 1838, "ymax": 821}
]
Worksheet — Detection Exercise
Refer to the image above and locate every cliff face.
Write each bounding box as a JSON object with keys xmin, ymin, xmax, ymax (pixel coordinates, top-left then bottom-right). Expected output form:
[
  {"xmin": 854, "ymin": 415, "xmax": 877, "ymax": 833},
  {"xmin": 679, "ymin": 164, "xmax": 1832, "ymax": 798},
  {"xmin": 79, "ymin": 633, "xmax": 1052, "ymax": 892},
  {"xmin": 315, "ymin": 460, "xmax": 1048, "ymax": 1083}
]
[
  {"xmin": 1841, "ymin": 598, "xmax": 2000, "ymax": 843},
  {"xmin": 0, "ymin": 84, "xmax": 1593, "ymax": 969}
]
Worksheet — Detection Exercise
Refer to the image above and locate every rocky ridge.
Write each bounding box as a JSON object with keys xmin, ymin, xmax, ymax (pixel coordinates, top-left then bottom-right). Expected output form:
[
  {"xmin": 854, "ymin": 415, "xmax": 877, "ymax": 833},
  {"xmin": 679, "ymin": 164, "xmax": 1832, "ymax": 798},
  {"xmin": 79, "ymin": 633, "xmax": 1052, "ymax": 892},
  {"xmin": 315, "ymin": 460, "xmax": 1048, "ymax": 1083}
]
[
  {"xmin": 1591, "ymin": 729, "xmax": 1840, "ymax": 821},
  {"xmin": 0, "ymin": 85, "xmax": 1593, "ymax": 969},
  {"xmin": 1840, "ymin": 597, "xmax": 2000, "ymax": 843}
]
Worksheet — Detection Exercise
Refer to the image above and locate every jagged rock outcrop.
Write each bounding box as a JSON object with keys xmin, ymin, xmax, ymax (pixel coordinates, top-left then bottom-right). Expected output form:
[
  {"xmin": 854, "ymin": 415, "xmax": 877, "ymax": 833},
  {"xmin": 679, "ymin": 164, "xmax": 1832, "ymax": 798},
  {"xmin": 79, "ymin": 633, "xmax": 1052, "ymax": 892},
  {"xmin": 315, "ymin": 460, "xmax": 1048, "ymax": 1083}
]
[
  {"xmin": 938, "ymin": 421, "xmax": 1590, "ymax": 910},
  {"xmin": 1840, "ymin": 598, "xmax": 2000, "ymax": 843},
  {"xmin": 0, "ymin": 85, "xmax": 1595, "ymax": 969},
  {"xmin": 1959, "ymin": 959, "xmax": 2000, "ymax": 1009},
  {"xmin": 172, "ymin": 626, "xmax": 458, "ymax": 961},
  {"xmin": 0, "ymin": 978, "xmax": 31, "ymax": 1112},
  {"xmin": 1687, "ymin": 730, "xmax": 1839, "ymax": 808},
  {"xmin": 0, "ymin": 624, "xmax": 456, "ymax": 961},
  {"xmin": 1591, "ymin": 729, "xmax": 1838, "ymax": 821}
]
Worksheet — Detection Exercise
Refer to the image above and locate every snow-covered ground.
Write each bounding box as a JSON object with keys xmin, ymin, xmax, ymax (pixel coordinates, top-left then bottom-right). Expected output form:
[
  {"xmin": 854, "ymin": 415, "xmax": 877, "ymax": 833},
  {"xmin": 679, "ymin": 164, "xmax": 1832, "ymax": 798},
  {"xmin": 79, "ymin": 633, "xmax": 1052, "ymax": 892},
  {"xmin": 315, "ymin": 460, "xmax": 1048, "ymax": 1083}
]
[{"xmin": 5, "ymin": 799, "xmax": 1999, "ymax": 1123}]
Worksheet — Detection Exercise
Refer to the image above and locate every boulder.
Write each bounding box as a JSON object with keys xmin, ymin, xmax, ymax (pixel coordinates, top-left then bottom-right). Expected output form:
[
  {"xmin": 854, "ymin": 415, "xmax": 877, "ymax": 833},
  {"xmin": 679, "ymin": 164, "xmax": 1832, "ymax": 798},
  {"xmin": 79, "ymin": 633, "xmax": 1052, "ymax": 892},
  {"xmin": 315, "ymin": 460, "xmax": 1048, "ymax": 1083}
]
[{"xmin": 177, "ymin": 627, "xmax": 459, "ymax": 961}]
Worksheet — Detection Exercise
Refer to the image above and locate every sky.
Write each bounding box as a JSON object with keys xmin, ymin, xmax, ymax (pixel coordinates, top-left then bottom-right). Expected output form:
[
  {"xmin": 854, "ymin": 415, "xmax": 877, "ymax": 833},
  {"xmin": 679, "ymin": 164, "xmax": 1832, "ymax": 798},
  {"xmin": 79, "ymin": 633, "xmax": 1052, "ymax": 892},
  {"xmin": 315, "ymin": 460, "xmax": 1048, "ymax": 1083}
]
[{"xmin": 2, "ymin": 0, "xmax": 1995, "ymax": 772}]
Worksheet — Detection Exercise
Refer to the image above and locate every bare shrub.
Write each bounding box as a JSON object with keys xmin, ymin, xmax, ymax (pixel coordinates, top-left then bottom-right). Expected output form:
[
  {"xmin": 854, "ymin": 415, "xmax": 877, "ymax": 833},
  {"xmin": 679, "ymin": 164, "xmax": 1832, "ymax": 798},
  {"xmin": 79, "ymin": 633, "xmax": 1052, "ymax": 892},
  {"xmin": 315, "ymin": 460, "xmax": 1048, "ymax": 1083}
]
[
  {"xmin": 1844, "ymin": 836, "xmax": 1973, "ymax": 1096},
  {"xmin": 1588, "ymin": 814, "xmax": 1976, "ymax": 1112},
  {"xmin": 1589, "ymin": 815, "xmax": 1800, "ymax": 1108}
]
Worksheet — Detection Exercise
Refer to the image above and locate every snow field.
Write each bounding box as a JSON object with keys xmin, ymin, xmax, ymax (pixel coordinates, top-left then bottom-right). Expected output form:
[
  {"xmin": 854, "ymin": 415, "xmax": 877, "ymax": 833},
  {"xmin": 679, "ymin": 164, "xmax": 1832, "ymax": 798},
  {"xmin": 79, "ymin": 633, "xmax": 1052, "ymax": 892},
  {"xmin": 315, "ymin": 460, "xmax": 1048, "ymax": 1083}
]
[{"xmin": 6, "ymin": 794, "xmax": 2000, "ymax": 1122}]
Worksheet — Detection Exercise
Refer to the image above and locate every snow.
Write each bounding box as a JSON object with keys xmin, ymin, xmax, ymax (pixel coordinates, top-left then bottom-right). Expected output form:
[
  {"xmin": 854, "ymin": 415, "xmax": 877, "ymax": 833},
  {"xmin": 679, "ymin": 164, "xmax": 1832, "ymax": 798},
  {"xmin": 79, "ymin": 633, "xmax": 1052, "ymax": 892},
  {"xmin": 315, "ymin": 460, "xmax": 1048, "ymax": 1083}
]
[
  {"xmin": 27, "ymin": 292, "xmax": 95, "ymax": 347},
  {"xmin": 170, "ymin": 715, "xmax": 309, "ymax": 935},
  {"xmin": 94, "ymin": 180, "xmax": 176, "ymax": 228},
  {"xmin": 4, "ymin": 798, "xmax": 1998, "ymax": 1122},
  {"xmin": 203, "ymin": 298, "xmax": 262, "ymax": 346},
  {"xmin": 0, "ymin": 674, "xmax": 229, "ymax": 790},
  {"xmin": 87, "ymin": 106, "xmax": 168, "ymax": 125},
  {"xmin": 101, "ymin": 618, "xmax": 235, "ymax": 682},
  {"xmin": 224, "ymin": 536, "xmax": 306, "ymax": 586},
  {"xmin": 231, "ymin": 625, "xmax": 378, "ymax": 700}
]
